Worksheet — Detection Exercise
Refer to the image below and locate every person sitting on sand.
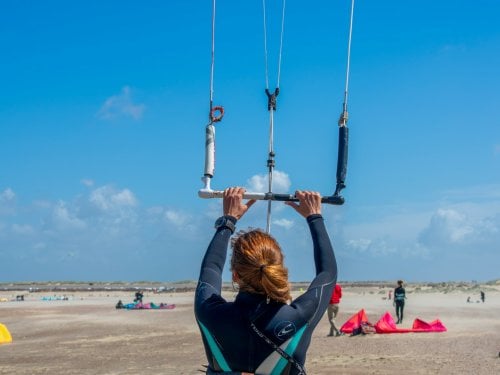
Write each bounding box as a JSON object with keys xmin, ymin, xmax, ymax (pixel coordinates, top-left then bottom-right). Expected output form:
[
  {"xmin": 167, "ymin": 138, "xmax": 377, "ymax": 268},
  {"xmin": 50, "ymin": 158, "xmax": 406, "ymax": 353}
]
[
  {"xmin": 134, "ymin": 290, "xmax": 144, "ymax": 303},
  {"xmin": 393, "ymin": 280, "xmax": 406, "ymax": 324},
  {"xmin": 195, "ymin": 187, "xmax": 337, "ymax": 375}
]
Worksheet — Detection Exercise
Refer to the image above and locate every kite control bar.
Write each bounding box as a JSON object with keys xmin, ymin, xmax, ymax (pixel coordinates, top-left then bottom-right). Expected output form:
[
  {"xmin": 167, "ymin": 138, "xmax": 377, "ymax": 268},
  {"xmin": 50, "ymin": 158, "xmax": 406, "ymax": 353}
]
[
  {"xmin": 198, "ymin": 180, "xmax": 345, "ymax": 205},
  {"xmin": 199, "ymin": 112, "xmax": 346, "ymax": 206}
]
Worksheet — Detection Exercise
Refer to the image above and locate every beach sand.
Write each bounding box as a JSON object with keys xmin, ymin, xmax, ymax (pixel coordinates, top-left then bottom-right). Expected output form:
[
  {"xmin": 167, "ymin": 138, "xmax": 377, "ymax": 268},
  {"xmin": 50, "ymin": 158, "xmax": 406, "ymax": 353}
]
[{"xmin": 1, "ymin": 284, "xmax": 499, "ymax": 374}]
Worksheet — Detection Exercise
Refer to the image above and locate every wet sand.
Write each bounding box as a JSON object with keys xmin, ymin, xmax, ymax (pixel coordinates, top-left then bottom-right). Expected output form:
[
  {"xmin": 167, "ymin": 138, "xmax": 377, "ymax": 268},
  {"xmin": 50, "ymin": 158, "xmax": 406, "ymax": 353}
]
[{"xmin": 1, "ymin": 284, "xmax": 499, "ymax": 374}]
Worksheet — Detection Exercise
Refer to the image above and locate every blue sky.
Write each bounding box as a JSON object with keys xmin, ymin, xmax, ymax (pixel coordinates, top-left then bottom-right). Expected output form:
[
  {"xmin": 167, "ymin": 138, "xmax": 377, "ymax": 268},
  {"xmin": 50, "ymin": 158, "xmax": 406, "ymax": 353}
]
[{"xmin": 1, "ymin": 1, "xmax": 499, "ymax": 283}]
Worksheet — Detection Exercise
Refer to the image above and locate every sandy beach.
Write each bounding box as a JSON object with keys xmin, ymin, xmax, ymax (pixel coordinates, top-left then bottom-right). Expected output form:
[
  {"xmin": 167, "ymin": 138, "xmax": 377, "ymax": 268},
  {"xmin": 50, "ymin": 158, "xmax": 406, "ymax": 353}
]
[{"xmin": 1, "ymin": 282, "xmax": 499, "ymax": 375}]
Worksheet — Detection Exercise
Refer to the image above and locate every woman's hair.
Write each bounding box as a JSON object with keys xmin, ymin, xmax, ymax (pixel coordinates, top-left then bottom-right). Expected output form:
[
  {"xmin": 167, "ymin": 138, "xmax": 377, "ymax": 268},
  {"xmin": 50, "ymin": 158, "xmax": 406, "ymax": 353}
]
[
  {"xmin": 397, "ymin": 280, "xmax": 404, "ymax": 286},
  {"xmin": 230, "ymin": 229, "xmax": 291, "ymax": 303}
]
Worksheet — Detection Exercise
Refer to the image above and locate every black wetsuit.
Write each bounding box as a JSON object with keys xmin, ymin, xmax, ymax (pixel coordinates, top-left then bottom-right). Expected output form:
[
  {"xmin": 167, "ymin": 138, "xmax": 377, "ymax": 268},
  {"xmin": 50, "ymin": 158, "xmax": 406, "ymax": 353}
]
[
  {"xmin": 394, "ymin": 286, "xmax": 406, "ymax": 323},
  {"xmin": 195, "ymin": 214, "xmax": 337, "ymax": 375}
]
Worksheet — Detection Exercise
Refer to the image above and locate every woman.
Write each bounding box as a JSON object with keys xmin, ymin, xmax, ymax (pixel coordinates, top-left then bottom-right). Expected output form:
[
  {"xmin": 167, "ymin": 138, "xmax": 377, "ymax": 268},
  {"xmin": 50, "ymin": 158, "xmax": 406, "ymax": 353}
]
[
  {"xmin": 393, "ymin": 280, "xmax": 406, "ymax": 324},
  {"xmin": 195, "ymin": 187, "xmax": 337, "ymax": 374}
]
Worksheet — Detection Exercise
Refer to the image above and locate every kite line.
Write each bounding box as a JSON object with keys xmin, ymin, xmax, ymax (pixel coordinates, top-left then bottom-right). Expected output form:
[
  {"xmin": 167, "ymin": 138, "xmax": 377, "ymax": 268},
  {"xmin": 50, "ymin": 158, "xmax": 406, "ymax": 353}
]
[
  {"xmin": 199, "ymin": 0, "xmax": 356, "ymax": 232},
  {"xmin": 262, "ymin": 0, "xmax": 286, "ymax": 233}
]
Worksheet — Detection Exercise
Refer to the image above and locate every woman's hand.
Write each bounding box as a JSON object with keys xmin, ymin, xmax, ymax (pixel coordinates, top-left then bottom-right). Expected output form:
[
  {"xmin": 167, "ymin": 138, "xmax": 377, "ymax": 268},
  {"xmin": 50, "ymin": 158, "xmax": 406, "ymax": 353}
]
[
  {"xmin": 223, "ymin": 187, "xmax": 256, "ymax": 219},
  {"xmin": 285, "ymin": 190, "xmax": 322, "ymax": 218}
]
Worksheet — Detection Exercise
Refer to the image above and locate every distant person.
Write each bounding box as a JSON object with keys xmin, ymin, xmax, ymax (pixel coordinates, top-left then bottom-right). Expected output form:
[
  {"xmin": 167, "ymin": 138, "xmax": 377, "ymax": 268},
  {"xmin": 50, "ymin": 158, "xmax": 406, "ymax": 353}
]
[
  {"xmin": 480, "ymin": 291, "xmax": 485, "ymax": 303},
  {"xmin": 388, "ymin": 290, "xmax": 392, "ymax": 300},
  {"xmin": 327, "ymin": 283, "xmax": 343, "ymax": 337},
  {"xmin": 466, "ymin": 296, "xmax": 471, "ymax": 303},
  {"xmin": 393, "ymin": 280, "xmax": 406, "ymax": 324},
  {"xmin": 195, "ymin": 187, "xmax": 337, "ymax": 374},
  {"xmin": 134, "ymin": 290, "xmax": 144, "ymax": 303}
]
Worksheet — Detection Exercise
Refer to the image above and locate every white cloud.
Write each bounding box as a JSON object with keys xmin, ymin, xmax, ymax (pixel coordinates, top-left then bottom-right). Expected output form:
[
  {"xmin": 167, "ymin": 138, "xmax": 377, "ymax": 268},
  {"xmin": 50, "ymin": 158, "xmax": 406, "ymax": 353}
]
[
  {"xmin": 419, "ymin": 208, "xmax": 474, "ymax": 247},
  {"xmin": 0, "ymin": 188, "xmax": 15, "ymax": 202},
  {"xmin": 164, "ymin": 209, "xmax": 189, "ymax": 226},
  {"xmin": 112, "ymin": 189, "xmax": 137, "ymax": 207},
  {"xmin": 89, "ymin": 186, "xmax": 137, "ymax": 212},
  {"xmin": 0, "ymin": 188, "xmax": 16, "ymax": 215},
  {"xmin": 146, "ymin": 206, "xmax": 164, "ymax": 216},
  {"xmin": 52, "ymin": 201, "xmax": 86, "ymax": 230},
  {"xmin": 81, "ymin": 179, "xmax": 94, "ymax": 187},
  {"xmin": 246, "ymin": 170, "xmax": 291, "ymax": 193},
  {"xmin": 97, "ymin": 86, "xmax": 145, "ymax": 120},
  {"xmin": 346, "ymin": 238, "xmax": 372, "ymax": 253},
  {"xmin": 273, "ymin": 218, "xmax": 294, "ymax": 229},
  {"xmin": 2, "ymin": 179, "xmax": 499, "ymax": 282},
  {"xmin": 345, "ymin": 237, "xmax": 398, "ymax": 256}
]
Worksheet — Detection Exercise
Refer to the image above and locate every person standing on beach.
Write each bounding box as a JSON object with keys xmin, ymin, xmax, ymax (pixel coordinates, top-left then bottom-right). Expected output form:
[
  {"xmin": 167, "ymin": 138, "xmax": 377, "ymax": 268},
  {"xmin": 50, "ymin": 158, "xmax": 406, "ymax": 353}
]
[
  {"xmin": 327, "ymin": 283, "xmax": 342, "ymax": 337},
  {"xmin": 480, "ymin": 291, "xmax": 485, "ymax": 303},
  {"xmin": 195, "ymin": 187, "xmax": 337, "ymax": 374},
  {"xmin": 393, "ymin": 280, "xmax": 406, "ymax": 324}
]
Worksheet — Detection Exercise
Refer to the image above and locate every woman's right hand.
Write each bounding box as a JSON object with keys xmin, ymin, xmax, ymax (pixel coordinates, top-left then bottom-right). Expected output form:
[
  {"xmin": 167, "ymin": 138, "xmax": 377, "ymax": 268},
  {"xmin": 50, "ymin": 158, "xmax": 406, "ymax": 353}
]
[
  {"xmin": 285, "ymin": 190, "xmax": 322, "ymax": 218},
  {"xmin": 223, "ymin": 187, "xmax": 256, "ymax": 219}
]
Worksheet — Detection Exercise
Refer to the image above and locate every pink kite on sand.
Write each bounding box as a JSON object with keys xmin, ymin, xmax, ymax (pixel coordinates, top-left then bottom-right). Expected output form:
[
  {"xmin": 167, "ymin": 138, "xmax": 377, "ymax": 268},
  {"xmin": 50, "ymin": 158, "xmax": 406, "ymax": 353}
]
[
  {"xmin": 374, "ymin": 311, "xmax": 446, "ymax": 333},
  {"xmin": 340, "ymin": 309, "xmax": 446, "ymax": 334},
  {"xmin": 339, "ymin": 309, "xmax": 370, "ymax": 334}
]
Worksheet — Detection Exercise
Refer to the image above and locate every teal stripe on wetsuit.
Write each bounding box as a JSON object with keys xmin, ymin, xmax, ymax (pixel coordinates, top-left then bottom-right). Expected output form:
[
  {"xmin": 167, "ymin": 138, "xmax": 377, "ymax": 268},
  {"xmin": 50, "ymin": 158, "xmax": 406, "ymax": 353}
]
[
  {"xmin": 271, "ymin": 324, "xmax": 307, "ymax": 375},
  {"xmin": 198, "ymin": 320, "xmax": 231, "ymax": 372}
]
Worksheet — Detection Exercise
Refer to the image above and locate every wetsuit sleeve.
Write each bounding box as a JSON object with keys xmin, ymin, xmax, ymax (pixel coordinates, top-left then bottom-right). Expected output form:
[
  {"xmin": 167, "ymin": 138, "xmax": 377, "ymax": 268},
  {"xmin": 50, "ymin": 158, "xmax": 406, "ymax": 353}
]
[
  {"xmin": 307, "ymin": 214, "xmax": 337, "ymax": 288},
  {"xmin": 194, "ymin": 217, "xmax": 237, "ymax": 312},
  {"xmin": 291, "ymin": 214, "xmax": 337, "ymax": 323}
]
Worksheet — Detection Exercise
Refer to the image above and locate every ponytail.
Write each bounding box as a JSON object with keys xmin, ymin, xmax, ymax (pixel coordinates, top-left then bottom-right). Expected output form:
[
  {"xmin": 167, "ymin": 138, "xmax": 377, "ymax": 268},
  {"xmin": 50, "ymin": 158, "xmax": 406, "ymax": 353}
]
[{"xmin": 231, "ymin": 229, "xmax": 291, "ymax": 303}]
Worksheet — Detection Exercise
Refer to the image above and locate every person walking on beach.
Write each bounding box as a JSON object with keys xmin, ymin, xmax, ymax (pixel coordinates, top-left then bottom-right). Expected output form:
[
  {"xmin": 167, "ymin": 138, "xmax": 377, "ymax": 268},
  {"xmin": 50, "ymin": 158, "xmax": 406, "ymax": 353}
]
[
  {"xmin": 394, "ymin": 280, "xmax": 406, "ymax": 324},
  {"xmin": 480, "ymin": 291, "xmax": 485, "ymax": 303},
  {"xmin": 195, "ymin": 187, "xmax": 337, "ymax": 374},
  {"xmin": 327, "ymin": 283, "xmax": 342, "ymax": 337}
]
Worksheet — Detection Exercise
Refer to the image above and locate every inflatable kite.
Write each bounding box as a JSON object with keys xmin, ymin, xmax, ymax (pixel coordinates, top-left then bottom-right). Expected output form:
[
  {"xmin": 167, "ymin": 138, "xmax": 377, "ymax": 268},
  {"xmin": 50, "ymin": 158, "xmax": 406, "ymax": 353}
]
[
  {"xmin": 0, "ymin": 323, "xmax": 12, "ymax": 344},
  {"xmin": 374, "ymin": 311, "xmax": 446, "ymax": 334},
  {"xmin": 116, "ymin": 301, "xmax": 175, "ymax": 310},
  {"xmin": 339, "ymin": 309, "xmax": 370, "ymax": 334},
  {"xmin": 340, "ymin": 310, "xmax": 446, "ymax": 335}
]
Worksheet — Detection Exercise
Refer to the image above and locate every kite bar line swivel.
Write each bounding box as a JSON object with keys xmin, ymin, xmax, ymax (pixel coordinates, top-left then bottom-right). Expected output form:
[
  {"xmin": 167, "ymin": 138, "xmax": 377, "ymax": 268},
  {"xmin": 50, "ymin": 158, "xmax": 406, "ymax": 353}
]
[{"xmin": 265, "ymin": 88, "xmax": 279, "ymax": 111}]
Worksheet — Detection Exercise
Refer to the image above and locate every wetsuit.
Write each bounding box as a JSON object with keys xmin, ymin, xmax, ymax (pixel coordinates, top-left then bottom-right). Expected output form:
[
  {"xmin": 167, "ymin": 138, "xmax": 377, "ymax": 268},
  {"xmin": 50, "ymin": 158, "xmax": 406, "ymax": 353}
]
[
  {"xmin": 195, "ymin": 214, "xmax": 337, "ymax": 375},
  {"xmin": 394, "ymin": 286, "xmax": 406, "ymax": 323}
]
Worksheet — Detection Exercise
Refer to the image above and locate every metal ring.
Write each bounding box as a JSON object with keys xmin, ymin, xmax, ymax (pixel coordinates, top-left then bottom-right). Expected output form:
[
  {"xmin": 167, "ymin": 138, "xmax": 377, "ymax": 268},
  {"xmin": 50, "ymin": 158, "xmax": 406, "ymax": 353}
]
[{"xmin": 210, "ymin": 106, "xmax": 224, "ymax": 123}]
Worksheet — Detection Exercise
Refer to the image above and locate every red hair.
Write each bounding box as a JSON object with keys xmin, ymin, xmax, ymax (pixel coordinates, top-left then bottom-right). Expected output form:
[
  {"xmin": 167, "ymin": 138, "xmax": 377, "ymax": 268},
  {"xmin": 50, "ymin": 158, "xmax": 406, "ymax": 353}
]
[{"xmin": 231, "ymin": 229, "xmax": 291, "ymax": 303}]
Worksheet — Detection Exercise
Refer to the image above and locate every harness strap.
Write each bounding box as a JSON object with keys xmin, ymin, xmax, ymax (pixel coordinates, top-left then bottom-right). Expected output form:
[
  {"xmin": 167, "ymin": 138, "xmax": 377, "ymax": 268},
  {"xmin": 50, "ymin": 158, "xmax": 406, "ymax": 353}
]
[{"xmin": 250, "ymin": 322, "xmax": 306, "ymax": 375}]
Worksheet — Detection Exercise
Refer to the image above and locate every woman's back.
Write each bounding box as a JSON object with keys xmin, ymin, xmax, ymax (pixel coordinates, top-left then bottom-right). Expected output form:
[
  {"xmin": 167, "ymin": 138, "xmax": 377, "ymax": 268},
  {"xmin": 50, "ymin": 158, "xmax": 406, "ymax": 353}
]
[{"xmin": 195, "ymin": 189, "xmax": 337, "ymax": 374}]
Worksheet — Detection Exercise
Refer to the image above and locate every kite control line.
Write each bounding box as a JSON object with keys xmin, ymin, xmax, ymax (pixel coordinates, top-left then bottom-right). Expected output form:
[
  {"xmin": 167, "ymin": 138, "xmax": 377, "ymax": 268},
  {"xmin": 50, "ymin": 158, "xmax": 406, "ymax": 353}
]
[
  {"xmin": 199, "ymin": 0, "xmax": 355, "ymax": 227},
  {"xmin": 202, "ymin": 0, "xmax": 224, "ymax": 191}
]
